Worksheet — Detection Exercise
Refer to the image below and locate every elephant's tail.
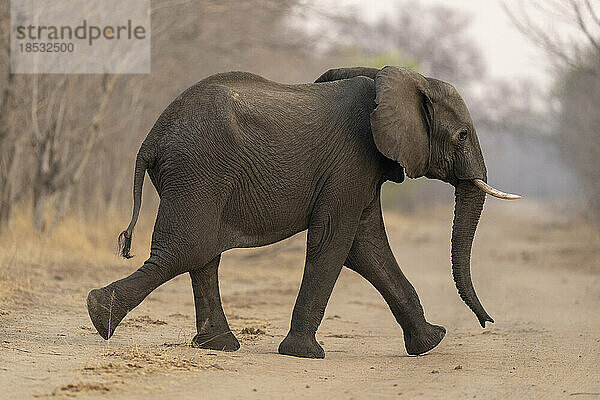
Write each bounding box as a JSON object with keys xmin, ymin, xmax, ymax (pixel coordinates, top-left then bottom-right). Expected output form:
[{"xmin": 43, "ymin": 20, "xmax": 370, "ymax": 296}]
[{"xmin": 118, "ymin": 152, "xmax": 148, "ymax": 259}]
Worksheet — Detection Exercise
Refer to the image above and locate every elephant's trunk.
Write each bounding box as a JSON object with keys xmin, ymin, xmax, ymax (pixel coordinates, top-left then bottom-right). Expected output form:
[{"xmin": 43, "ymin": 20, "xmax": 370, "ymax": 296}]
[{"xmin": 451, "ymin": 180, "xmax": 493, "ymax": 327}]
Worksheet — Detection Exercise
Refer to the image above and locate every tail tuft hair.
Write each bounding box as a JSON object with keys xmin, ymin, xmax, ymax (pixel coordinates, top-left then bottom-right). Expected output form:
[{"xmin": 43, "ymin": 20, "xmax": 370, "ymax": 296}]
[{"xmin": 118, "ymin": 230, "xmax": 133, "ymax": 259}]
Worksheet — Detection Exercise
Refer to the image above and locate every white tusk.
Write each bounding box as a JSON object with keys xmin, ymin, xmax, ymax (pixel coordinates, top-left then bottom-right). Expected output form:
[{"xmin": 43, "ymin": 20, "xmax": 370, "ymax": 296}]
[{"xmin": 473, "ymin": 179, "xmax": 521, "ymax": 200}]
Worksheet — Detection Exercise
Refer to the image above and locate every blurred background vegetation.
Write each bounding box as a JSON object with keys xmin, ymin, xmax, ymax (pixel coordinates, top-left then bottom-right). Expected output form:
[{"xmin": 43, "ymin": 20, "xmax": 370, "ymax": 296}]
[{"xmin": 0, "ymin": 0, "xmax": 598, "ymax": 250}]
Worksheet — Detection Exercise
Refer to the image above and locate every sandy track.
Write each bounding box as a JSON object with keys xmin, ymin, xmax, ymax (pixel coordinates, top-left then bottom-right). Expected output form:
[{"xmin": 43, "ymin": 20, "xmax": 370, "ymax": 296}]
[{"xmin": 1, "ymin": 202, "xmax": 599, "ymax": 399}]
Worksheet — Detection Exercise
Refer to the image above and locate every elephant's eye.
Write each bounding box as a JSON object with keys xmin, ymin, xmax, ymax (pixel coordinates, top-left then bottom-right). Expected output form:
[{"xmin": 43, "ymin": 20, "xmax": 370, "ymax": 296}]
[{"xmin": 458, "ymin": 129, "xmax": 468, "ymax": 141}]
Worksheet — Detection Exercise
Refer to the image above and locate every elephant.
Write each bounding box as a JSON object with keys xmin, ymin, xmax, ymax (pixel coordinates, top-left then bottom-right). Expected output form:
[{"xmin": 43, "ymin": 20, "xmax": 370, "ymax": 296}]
[{"xmin": 87, "ymin": 66, "xmax": 519, "ymax": 359}]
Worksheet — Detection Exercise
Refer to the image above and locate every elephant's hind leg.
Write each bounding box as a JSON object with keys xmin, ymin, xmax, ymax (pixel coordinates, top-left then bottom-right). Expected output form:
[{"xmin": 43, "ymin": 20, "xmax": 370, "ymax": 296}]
[
  {"xmin": 189, "ymin": 255, "xmax": 240, "ymax": 351},
  {"xmin": 87, "ymin": 255, "xmax": 176, "ymax": 340},
  {"xmin": 88, "ymin": 197, "xmax": 218, "ymax": 340}
]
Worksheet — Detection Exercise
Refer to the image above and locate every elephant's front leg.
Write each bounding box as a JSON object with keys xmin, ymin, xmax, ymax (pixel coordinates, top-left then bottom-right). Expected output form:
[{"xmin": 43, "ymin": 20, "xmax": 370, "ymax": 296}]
[
  {"xmin": 189, "ymin": 255, "xmax": 240, "ymax": 351},
  {"xmin": 345, "ymin": 197, "xmax": 446, "ymax": 355},
  {"xmin": 278, "ymin": 206, "xmax": 359, "ymax": 359}
]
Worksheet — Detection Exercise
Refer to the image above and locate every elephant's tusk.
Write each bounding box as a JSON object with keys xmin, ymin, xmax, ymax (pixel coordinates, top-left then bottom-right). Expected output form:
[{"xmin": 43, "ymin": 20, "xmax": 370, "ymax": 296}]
[{"xmin": 473, "ymin": 179, "xmax": 521, "ymax": 200}]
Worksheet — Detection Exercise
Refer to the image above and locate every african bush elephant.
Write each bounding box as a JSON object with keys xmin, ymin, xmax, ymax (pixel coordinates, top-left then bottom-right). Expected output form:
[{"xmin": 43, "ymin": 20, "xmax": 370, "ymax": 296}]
[{"xmin": 87, "ymin": 66, "xmax": 519, "ymax": 358}]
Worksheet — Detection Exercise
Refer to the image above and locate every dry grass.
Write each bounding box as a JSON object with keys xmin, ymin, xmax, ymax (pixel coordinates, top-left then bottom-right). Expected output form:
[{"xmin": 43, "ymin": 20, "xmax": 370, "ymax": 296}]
[
  {"xmin": 0, "ymin": 206, "xmax": 155, "ymax": 308},
  {"xmin": 0, "ymin": 206, "xmax": 154, "ymax": 265}
]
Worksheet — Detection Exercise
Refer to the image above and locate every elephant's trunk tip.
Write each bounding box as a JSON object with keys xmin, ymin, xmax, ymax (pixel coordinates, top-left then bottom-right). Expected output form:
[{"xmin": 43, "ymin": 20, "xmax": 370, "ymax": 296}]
[{"xmin": 478, "ymin": 313, "xmax": 494, "ymax": 328}]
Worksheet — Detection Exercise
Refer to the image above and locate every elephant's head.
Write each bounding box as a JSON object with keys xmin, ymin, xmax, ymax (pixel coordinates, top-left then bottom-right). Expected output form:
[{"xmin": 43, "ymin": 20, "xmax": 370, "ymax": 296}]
[{"xmin": 370, "ymin": 66, "xmax": 520, "ymax": 327}]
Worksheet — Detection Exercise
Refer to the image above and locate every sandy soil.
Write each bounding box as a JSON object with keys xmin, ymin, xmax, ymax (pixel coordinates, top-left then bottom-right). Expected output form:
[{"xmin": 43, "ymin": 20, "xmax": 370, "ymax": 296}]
[{"xmin": 1, "ymin": 201, "xmax": 599, "ymax": 399}]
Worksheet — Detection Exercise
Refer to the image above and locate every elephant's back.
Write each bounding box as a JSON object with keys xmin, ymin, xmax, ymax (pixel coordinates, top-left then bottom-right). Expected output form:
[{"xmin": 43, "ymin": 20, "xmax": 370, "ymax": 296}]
[
  {"xmin": 144, "ymin": 71, "xmax": 377, "ymax": 201},
  {"xmin": 150, "ymin": 72, "xmax": 353, "ymax": 167},
  {"xmin": 151, "ymin": 70, "xmax": 369, "ymax": 144}
]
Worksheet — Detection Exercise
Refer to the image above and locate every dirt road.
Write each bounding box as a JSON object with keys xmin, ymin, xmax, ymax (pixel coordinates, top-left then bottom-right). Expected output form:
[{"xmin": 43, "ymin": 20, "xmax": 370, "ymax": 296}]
[{"xmin": 1, "ymin": 202, "xmax": 599, "ymax": 399}]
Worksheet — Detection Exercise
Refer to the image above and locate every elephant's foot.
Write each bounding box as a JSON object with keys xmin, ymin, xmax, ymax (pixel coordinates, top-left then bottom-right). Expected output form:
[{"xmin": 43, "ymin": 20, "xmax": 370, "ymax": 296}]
[
  {"xmin": 87, "ymin": 287, "xmax": 129, "ymax": 340},
  {"xmin": 404, "ymin": 322, "xmax": 446, "ymax": 355},
  {"xmin": 278, "ymin": 332, "xmax": 325, "ymax": 359},
  {"xmin": 191, "ymin": 331, "xmax": 240, "ymax": 351}
]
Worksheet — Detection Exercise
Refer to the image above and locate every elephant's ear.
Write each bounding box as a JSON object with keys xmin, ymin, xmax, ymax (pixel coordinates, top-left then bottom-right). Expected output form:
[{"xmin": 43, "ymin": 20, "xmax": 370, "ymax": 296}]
[{"xmin": 370, "ymin": 66, "xmax": 432, "ymax": 178}]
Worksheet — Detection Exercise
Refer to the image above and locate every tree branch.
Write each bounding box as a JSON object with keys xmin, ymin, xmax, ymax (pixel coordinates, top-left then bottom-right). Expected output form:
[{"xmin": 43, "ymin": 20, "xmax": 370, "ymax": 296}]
[
  {"xmin": 571, "ymin": 0, "xmax": 600, "ymax": 54},
  {"xmin": 584, "ymin": 0, "xmax": 600, "ymax": 28}
]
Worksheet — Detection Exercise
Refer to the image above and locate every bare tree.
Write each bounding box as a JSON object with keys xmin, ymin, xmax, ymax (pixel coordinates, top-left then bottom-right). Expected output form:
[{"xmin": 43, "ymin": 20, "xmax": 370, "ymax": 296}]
[
  {"xmin": 504, "ymin": 0, "xmax": 600, "ymax": 218},
  {"xmin": 504, "ymin": 0, "xmax": 600, "ymax": 76},
  {"xmin": 470, "ymin": 77, "xmax": 552, "ymax": 137},
  {"xmin": 324, "ymin": 1, "xmax": 485, "ymax": 89},
  {"xmin": 0, "ymin": 2, "xmax": 26, "ymax": 229},
  {"xmin": 555, "ymin": 56, "xmax": 600, "ymax": 218},
  {"xmin": 28, "ymin": 73, "xmax": 123, "ymax": 231},
  {"xmin": 0, "ymin": 0, "xmax": 322, "ymax": 233}
]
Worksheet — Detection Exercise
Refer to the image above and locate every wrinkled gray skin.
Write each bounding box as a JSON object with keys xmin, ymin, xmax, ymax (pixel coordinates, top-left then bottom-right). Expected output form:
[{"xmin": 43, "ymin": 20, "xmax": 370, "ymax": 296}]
[{"xmin": 87, "ymin": 66, "xmax": 493, "ymax": 359}]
